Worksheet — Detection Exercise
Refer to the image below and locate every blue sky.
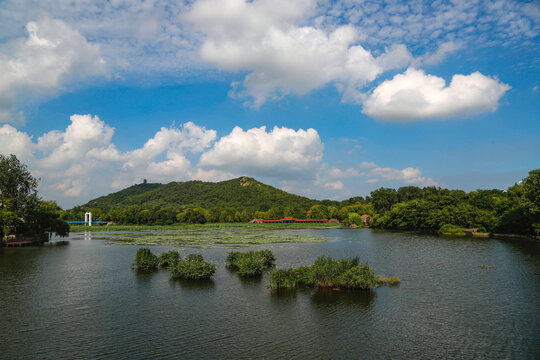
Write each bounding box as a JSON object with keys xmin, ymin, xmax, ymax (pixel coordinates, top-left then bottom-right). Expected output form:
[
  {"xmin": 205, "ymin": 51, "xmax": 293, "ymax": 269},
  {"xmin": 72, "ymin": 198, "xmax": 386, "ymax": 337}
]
[{"xmin": 0, "ymin": 0, "xmax": 539, "ymax": 208}]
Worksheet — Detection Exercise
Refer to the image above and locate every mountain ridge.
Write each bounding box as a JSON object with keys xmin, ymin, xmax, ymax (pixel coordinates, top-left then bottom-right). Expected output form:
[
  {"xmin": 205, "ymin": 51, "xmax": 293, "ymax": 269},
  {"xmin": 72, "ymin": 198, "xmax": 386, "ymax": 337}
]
[{"xmin": 78, "ymin": 176, "xmax": 322, "ymax": 211}]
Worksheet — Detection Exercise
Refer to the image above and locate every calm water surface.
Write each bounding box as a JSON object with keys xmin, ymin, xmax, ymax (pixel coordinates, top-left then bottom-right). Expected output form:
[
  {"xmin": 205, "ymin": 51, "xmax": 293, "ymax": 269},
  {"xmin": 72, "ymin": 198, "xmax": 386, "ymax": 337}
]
[{"xmin": 1, "ymin": 229, "xmax": 539, "ymax": 359}]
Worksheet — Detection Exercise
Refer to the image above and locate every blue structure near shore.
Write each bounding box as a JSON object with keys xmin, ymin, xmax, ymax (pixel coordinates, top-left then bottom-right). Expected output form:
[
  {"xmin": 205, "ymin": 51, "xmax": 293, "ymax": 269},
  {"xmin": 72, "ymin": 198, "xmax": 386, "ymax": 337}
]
[{"xmin": 67, "ymin": 220, "xmax": 108, "ymax": 225}]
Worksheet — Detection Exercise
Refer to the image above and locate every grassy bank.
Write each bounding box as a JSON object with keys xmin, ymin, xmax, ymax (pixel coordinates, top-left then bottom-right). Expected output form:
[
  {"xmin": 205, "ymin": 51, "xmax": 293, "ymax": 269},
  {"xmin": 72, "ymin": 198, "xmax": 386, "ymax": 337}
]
[{"xmin": 70, "ymin": 222, "xmax": 343, "ymax": 233}]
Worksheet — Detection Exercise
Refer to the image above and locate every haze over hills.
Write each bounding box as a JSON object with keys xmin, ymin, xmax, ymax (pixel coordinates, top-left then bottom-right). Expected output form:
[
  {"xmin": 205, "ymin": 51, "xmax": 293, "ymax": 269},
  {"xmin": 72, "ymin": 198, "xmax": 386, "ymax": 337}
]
[{"xmin": 79, "ymin": 176, "xmax": 322, "ymax": 211}]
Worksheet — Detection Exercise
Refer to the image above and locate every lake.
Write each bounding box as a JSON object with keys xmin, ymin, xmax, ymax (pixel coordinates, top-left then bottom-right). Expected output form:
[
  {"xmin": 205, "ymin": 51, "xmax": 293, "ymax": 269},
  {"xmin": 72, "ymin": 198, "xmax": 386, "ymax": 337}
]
[{"xmin": 1, "ymin": 229, "xmax": 539, "ymax": 359}]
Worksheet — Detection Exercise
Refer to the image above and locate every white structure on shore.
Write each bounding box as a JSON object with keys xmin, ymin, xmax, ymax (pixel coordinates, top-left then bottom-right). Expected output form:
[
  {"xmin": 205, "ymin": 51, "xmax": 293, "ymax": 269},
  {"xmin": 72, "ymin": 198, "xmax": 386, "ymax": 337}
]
[{"xmin": 84, "ymin": 212, "xmax": 92, "ymax": 226}]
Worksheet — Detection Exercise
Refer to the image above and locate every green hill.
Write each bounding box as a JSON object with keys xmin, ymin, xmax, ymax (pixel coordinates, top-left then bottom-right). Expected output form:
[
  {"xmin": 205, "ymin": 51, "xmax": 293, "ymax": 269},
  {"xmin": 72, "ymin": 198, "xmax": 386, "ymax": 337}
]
[{"xmin": 80, "ymin": 176, "xmax": 320, "ymax": 211}]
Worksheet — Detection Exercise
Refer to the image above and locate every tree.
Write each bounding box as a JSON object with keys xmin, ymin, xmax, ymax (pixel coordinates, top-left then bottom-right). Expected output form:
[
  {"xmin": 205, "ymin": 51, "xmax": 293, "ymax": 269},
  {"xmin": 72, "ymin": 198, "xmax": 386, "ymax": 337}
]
[
  {"xmin": 397, "ymin": 186, "xmax": 423, "ymax": 203},
  {"xmin": 0, "ymin": 154, "xmax": 69, "ymax": 240},
  {"xmin": 370, "ymin": 188, "xmax": 398, "ymax": 214},
  {"xmin": 0, "ymin": 154, "xmax": 39, "ymax": 218},
  {"xmin": 521, "ymin": 169, "xmax": 540, "ymax": 216}
]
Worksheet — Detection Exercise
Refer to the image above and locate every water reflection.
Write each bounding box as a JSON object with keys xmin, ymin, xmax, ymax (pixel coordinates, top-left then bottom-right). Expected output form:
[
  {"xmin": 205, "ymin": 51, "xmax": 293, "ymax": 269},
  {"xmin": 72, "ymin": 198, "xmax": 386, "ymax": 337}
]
[
  {"xmin": 311, "ymin": 288, "xmax": 377, "ymax": 310},
  {"xmin": 172, "ymin": 278, "xmax": 215, "ymax": 289},
  {"xmin": 46, "ymin": 240, "xmax": 70, "ymax": 246},
  {"xmin": 269, "ymin": 287, "xmax": 300, "ymax": 301}
]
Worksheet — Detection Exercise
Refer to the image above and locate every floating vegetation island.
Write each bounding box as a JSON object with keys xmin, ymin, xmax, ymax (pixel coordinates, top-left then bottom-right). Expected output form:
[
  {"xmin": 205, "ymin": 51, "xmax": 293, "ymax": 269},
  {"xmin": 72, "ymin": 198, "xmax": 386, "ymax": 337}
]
[
  {"xmin": 226, "ymin": 250, "xmax": 275, "ymax": 277},
  {"xmin": 132, "ymin": 248, "xmax": 216, "ymax": 280},
  {"xmin": 132, "ymin": 249, "xmax": 399, "ymax": 290},
  {"xmin": 170, "ymin": 254, "xmax": 216, "ymax": 280},
  {"xmin": 132, "ymin": 248, "xmax": 159, "ymax": 270},
  {"xmin": 269, "ymin": 256, "xmax": 400, "ymax": 290}
]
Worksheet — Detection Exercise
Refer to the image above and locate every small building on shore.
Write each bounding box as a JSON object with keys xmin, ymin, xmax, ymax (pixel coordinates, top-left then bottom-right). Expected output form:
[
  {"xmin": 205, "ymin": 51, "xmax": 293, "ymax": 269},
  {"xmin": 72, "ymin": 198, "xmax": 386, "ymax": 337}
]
[{"xmin": 361, "ymin": 214, "xmax": 372, "ymax": 225}]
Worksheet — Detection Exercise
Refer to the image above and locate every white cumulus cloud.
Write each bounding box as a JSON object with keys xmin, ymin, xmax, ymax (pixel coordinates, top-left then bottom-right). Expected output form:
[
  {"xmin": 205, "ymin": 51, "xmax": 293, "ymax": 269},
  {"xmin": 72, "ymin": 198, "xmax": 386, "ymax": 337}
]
[
  {"xmin": 186, "ymin": 0, "xmax": 411, "ymax": 107},
  {"xmin": 362, "ymin": 68, "xmax": 511, "ymax": 121},
  {"xmin": 199, "ymin": 125, "xmax": 323, "ymax": 179},
  {"xmin": 0, "ymin": 18, "xmax": 107, "ymax": 123}
]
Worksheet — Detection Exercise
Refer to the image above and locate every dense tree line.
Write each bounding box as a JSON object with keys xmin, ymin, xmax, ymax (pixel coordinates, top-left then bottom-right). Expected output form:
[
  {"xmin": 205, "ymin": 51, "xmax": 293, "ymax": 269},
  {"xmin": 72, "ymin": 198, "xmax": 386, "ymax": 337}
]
[
  {"xmin": 65, "ymin": 169, "xmax": 539, "ymax": 236},
  {"xmin": 0, "ymin": 155, "xmax": 69, "ymax": 241},
  {"xmin": 370, "ymin": 170, "xmax": 540, "ymax": 235}
]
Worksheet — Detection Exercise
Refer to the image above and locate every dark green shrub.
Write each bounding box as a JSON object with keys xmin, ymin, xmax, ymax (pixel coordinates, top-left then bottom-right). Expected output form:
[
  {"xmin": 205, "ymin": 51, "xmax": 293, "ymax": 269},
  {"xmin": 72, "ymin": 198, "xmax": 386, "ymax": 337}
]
[
  {"xmin": 170, "ymin": 254, "xmax": 216, "ymax": 280},
  {"xmin": 132, "ymin": 248, "xmax": 159, "ymax": 270},
  {"xmin": 226, "ymin": 250, "xmax": 275, "ymax": 277},
  {"xmin": 159, "ymin": 250, "xmax": 181, "ymax": 268},
  {"xmin": 269, "ymin": 266, "xmax": 314, "ymax": 289},
  {"xmin": 269, "ymin": 256, "xmax": 379, "ymax": 290},
  {"xmin": 337, "ymin": 264, "xmax": 377, "ymax": 289},
  {"xmin": 225, "ymin": 251, "xmax": 242, "ymax": 267},
  {"xmin": 310, "ymin": 256, "xmax": 359, "ymax": 287},
  {"xmin": 237, "ymin": 257, "xmax": 265, "ymax": 277},
  {"xmin": 295, "ymin": 266, "xmax": 313, "ymax": 286},
  {"xmin": 269, "ymin": 269, "xmax": 299, "ymax": 289},
  {"xmin": 259, "ymin": 249, "xmax": 275, "ymax": 266}
]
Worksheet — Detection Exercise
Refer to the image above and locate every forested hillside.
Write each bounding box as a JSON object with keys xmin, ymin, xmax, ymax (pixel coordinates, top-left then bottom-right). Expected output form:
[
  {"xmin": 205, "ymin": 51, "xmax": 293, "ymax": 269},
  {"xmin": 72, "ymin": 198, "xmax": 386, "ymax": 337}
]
[
  {"xmin": 74, "ymin": 176, "xmax": 322, "ymax": 221},
  {"xmin": 65, "ymin": 171, "xmax": 540, "ymax": 236}
]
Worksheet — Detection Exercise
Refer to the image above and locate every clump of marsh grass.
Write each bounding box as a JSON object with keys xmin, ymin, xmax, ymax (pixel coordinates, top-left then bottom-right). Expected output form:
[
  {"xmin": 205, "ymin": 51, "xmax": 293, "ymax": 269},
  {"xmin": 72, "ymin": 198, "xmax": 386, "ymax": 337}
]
[
  {"xmin": 170, "ymin": 253, "xmax": 216, "ymax": 280},
  {"xmin": 158, "ymin": 250, "xmax": 181, "ymax": 269},
  {"xmin": 226, "ymin": 250, "xmax": 275, "ymax": 277},
  {"xmin": 269, "ymin": 256, "xmax": 396, "ymax": 290},
  {"xmin": 132, "ymin": 248, "xmax": 159, "ymax": 270}
]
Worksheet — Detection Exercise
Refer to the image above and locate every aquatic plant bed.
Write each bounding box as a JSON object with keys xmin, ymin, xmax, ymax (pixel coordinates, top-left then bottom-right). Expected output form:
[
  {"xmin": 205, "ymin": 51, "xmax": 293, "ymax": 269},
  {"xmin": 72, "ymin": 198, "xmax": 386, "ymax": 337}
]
[
  {"xmin": 90, "ymin": 229, "xmax": 327, "ymax": 246},
  {"xmin": 226, "ymin": 250, "xmax": 275, "ymax": 277},
  {"xmin": 70, "ymin": 223, "xmax": 343, "ymax": 232},
  {"xmin": 132, "ymin": 248, "xmax": 216, "ymax": 280},
  {"xmin": 269, "ymin": 256, "xmax": 400, "ymax": 290}
]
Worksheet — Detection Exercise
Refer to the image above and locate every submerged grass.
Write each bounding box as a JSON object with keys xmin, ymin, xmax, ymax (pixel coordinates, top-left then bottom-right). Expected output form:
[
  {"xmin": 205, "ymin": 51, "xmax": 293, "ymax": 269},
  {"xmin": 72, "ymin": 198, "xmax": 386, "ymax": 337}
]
[
  {"xmin": 97, "ymin": 229, "xmax": 326, "ymax": 247},
  {"xmin": 71, "ymin": 222, "xmax": 342, "ymax": 233},
  {"xmin": 375, "ymin": 276, "xmax": 401, "ymax": 285}
]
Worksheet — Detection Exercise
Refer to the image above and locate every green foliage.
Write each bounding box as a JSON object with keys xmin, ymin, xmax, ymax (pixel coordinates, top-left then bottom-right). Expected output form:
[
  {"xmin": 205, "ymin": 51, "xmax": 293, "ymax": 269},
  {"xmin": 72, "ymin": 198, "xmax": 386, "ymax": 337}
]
[
  {"xmin": 337, "ymin": 264, "xmax": 377, "ymax": 289},
  {"xmin": 521, "ymin": 169, "xmax": 540, "ymax": 216},
  {"xmin": 0, "ymin": 154, "xmax": 69, "ymax": 240},
  {"xmin": 237, "ymin": 257, "xmax": 266, "ymax": 277},
  {"xmin": 226, "ymin": 250, "xmax": 275, "ymax": 277},
  {"xmin": 493, "ymin": 207, "xmax": 535, "ymax": 235},
  {"xmin": 269, "ymin": 256, "xmax": 379, "ymax": 290},
  {"xmin": 371, "ymin": 188, "xmax": 398, "ymax": 214},
  {"xmin": 170, "ymin": 254, "xmax": 216, "ymax": 280},
  {"xmin": 158, "ymin": 250, "xmax": 181, "ymax": 268},
  {"xmin": 132, "ymin": 248, "xmax": 159, "ymax": 270},
  {"xmin": 348, "ymin": 213, "xmax": 364, "ymax": 226},
  {"xmin": 67, "ymin": 168, "xmax": 539, "ymax": 238},
  {"xmin": 80, "ymin": 177, "xmax": 319, "ymax": 214},
  {"xmin": 438, "ymin": 224, "xmax": 466, "ymax": 236},
  {"xmin": 177, "ymin": 208, "xmax": 209, "ymax": 224},
  {"xmin": 269, "ymin": 269, "xmax": 301, "ymax": 289}
]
